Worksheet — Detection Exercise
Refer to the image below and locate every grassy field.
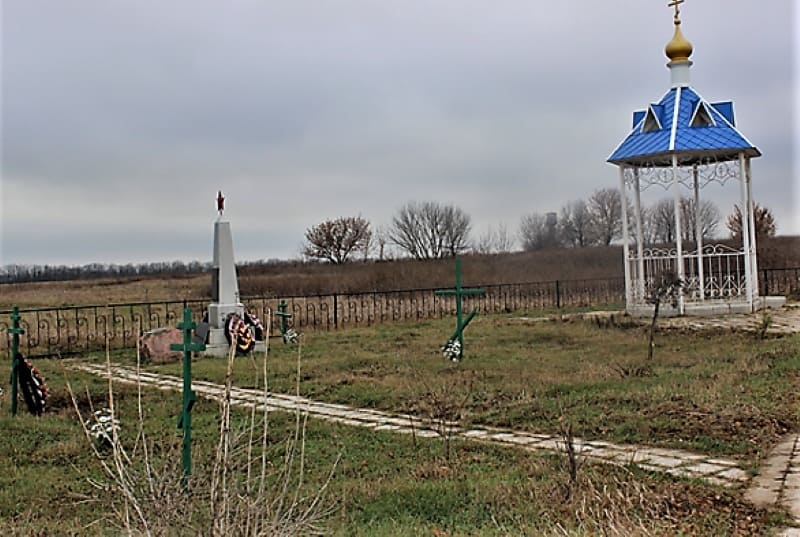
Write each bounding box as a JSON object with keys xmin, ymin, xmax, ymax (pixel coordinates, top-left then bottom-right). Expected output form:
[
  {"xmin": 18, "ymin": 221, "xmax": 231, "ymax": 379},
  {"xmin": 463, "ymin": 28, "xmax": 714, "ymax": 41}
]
[
  {"xmin": 140, "ymin": 315, "xmax": 800, "ymax": 463},
  {"xmin": 2, "ymin": 313, "xmax": 798, "ymax": 534}
]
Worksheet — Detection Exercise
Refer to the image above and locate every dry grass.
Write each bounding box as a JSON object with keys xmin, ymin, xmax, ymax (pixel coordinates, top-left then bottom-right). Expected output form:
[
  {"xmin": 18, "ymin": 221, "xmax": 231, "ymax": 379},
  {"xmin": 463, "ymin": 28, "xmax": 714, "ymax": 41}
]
[
  {"xmin": 3, "ymin": 237, "xmax": 797, "ymax": 309},
  {"xmin": 0, "ymin": 274, "xmax": 208, "ymax": 309},
  {"xmin": 62, "ymin": 326, "xmax": 338, "ymax": 536}
]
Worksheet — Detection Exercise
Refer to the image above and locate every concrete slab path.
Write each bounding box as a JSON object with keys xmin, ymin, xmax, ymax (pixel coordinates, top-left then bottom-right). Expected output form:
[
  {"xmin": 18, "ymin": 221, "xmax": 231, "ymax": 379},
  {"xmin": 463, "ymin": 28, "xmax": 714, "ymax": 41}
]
[{"xmin": 73, "ymin": 362, "xmax": 749, "ymax": 488}]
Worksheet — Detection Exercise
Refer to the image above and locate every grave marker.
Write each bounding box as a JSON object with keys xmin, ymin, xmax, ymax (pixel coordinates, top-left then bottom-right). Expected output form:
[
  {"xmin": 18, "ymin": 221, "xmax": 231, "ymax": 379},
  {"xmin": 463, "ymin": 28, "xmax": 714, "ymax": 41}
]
[
  {"xmin": 170, "ymin": 307, "xmax": 206, "ymax": 488},
  {"xmin": 434, "ymin": 258, "xmax": 485, "ymax": 361}
]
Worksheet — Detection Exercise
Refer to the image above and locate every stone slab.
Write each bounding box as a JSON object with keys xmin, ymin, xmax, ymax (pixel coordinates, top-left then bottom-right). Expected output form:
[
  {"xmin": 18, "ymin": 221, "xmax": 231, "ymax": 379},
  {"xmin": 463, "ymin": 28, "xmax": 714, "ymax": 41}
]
[
  {"xmin": 683, "ymin": 462, "xmax": 729, "ymax": 475},
  {"xmin": 72, "ymin": 362, "xmax": 751, "ymax": 491},
  {"xmin": 645, "ymin": 455, "xmax": 686, "ymax": 469},
  {"xmin": 716, "ymin": 467, "xmax": 749, "ymax": 481}
]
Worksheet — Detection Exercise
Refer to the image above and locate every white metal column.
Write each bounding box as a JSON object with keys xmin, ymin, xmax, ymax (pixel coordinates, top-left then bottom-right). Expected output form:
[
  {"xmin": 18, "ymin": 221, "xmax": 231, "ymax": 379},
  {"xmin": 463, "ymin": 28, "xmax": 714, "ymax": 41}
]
[
  {"xmin": 745, "ymin": 157, "xmax": 759, "ymax": 298},
  {"xmin": 738, "ymin": 153, "xmax": 754, "ymax": 309},
  {"xmin": 633, "ymin": 169, "xmax": 646, "ymax": 301},
  {"xmin": 672, "ymin": 155, "xmax": 685, "ymax": 314},
  {"xmin": 619, "ymin": 166, "xmax": 632, "ymax": 309},
  {"xmin": 693, "ymin": 165, "xmax": 705, "ymax": 301}
]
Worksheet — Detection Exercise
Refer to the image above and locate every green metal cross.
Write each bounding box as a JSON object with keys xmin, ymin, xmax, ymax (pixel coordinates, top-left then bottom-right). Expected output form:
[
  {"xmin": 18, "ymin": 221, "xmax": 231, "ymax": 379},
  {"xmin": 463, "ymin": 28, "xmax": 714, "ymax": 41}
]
[
  {"xmin": 9, "ymin": 306, "xmax": 25, "ymax": 417},
  {"xmin": 275, "ymin": 300, "xmax": 293, "ymax": 343},
  {"xmin": 434, "ymin": 258, "xmax": 485, "ymax": 360},
  {"xmin": 169, "ymin": 307, "xmax": 206, "ymax": 489}
]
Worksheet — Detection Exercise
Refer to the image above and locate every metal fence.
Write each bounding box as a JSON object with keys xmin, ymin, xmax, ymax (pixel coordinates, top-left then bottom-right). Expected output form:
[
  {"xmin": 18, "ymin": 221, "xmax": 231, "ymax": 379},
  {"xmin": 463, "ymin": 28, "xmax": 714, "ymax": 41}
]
[
  {"xmin": 761, "ymin": 267, "xmax": 800, "ymax": 298},
  {"xmin": 2, "ymin": 267, "xmax": 797, "ymax": 359}
]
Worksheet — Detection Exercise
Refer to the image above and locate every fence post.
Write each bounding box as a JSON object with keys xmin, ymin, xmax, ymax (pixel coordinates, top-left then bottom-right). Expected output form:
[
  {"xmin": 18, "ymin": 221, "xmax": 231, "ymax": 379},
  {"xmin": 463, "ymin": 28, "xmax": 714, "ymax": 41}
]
[
  {"xmin": 762, "ymin": 269, "xmax": 769, "ymax": 297},
  {"xmin": 556, "ymin": 280, "xmax": 561, "ymax": 309},
  {"xmin": 333, "ymin": 293, "xmax": 338, "ymax": 329}
]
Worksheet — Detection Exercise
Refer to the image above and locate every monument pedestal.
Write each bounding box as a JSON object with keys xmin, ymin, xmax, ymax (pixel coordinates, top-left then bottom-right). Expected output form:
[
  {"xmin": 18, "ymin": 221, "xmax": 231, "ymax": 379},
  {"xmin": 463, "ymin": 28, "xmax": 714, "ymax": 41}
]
[
  {"xmin": 203, "ymin": 328, "xmax": 266, "ymax": 357},
  {"xmin": 208, "ymin": 303, "xmax": 244, "ymax": 329}
]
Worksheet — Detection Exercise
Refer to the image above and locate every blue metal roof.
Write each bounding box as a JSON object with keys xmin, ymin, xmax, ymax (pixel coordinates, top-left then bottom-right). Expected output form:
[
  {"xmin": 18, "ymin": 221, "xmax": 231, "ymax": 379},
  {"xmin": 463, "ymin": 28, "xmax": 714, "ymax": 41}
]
[{"xmin": 608, "ymin": 86, "xmax": 760, "ymax": 166}]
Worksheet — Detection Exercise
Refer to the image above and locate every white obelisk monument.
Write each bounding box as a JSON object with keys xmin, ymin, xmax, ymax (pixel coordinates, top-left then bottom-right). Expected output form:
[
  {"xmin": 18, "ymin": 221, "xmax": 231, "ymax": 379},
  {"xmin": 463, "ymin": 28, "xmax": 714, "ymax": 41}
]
[{"xmin": 204, "ymin": 191, "xmax": 247, "ymax": 356}]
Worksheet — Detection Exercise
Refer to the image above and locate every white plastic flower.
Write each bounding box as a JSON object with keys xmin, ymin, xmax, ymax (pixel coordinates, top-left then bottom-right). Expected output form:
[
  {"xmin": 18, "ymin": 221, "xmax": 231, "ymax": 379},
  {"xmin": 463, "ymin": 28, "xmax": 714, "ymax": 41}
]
[
  {"xmin": 442, "ymin": 339, "xmax": 462, "ymax": 362},
  {"xmin": 85, "ymin": 408, "xmax": 121, "ymax": 446},
  {"xmin": 283, "ymin": 329, "xmax": 300, "ymax": 344}
]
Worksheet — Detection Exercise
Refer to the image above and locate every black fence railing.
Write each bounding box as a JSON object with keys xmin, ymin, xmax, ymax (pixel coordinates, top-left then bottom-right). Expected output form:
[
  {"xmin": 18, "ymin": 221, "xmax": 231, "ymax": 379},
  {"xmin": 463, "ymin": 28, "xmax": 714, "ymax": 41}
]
[
  {"xmin": 1, "ymin": 267, "xmax": 797, "ymax": 359},
  {"xmin": 761, "ymin": 267, "xmax": 800, "ymax": 298}
]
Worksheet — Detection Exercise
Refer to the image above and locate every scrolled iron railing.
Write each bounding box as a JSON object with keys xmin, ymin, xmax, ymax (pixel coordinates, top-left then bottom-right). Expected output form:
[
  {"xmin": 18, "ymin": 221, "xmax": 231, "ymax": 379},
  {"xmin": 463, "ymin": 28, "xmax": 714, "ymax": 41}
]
[{"xmin": 2, "ymin": 268, "xmax": 797, "ymax": 359}]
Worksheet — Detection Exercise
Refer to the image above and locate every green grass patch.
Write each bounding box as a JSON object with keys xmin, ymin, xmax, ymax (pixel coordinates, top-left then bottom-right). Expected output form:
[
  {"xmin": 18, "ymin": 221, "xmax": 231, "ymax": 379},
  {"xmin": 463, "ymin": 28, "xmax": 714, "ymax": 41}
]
[{"xmin": 129, "ymin": 314, "xmax": 800, "ymax": 460}]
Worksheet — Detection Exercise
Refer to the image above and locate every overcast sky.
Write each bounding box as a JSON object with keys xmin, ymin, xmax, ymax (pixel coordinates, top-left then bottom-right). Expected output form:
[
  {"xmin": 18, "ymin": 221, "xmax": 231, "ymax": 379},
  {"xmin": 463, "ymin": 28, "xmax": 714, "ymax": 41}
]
[{"xmin": 1, "ymin": 1, "xmax": 796, "ymax": 266}]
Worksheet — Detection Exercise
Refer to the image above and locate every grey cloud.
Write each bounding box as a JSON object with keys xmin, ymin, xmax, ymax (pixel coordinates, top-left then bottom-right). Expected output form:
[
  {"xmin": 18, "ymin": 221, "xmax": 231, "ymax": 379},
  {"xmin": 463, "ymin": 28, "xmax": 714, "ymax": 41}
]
[{"xmin": 1, "ymin": 0, "xmax": 794, "ymax": 265}]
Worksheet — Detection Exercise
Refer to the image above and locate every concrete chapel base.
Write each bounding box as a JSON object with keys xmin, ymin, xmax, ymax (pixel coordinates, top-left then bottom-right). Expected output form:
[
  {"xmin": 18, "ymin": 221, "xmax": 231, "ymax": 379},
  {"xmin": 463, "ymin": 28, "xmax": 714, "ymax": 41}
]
[{"xmin": 627, "ymin": 296, "xmax": 787, "ymax": 318}]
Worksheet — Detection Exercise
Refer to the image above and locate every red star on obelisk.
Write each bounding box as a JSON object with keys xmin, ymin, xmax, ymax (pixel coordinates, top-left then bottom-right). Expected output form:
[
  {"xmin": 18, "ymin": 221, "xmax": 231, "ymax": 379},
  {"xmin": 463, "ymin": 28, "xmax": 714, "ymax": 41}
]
[{"xmin": 216, "ymin": 190, "xmax": 225, "ymax": 216}]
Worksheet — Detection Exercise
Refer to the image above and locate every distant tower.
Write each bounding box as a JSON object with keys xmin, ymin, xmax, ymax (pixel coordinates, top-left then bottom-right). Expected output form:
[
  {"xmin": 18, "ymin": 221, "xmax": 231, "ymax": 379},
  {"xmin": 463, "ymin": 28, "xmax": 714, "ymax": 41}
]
[{"xmin": 607, "ymin": 1, "xmax": 782, "ymax": 316}]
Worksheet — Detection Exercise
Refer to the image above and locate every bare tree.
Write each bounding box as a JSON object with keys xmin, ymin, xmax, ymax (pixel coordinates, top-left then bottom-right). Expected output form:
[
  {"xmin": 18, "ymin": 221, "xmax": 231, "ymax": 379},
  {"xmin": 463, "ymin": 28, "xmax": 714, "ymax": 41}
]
[
  {"xmin": 679, "ymin": 198, "xmax": 721, "ymax": 241},
  {"xmin": 389, "ymin": 201, "xmax": 471, "ymax": 259},
  {"xmin": 494, "ymin": 222, "xmax": 515, "ymax": 253},
  {"xmin": 474, "ymin": 222, "xmax": 515, "ymax": 254},
  {"xmin": 644, "ymin": 197, "xmax": 719, "ymax": 244},
  {"xmin": 646, "ymin": 198, "xmax": 676, "ymax": 244},
  {"xmin": 587, "ymin": 188, "xmax": 622, "ymax": 245},
  {"xmin": 474, "ymin": 229, "xmax": 494, "ymax": 255},
  {"xmin": 373, "ymin": 225, "xmax": 390, "ymax": 261},
  {"xmin": 519, "ymin": 212, "xmax": 559, "ymax": 251},
  {"xmin": 303, "ymin": 216, "xmax": 372, "ymax": 264},
  {"xmin": 727, "ymin": 202, "xmax": 776, "ymax": 242},
  {"xmin": 558, "ymin": 199, "xmax": 592, "ymax": 247}
]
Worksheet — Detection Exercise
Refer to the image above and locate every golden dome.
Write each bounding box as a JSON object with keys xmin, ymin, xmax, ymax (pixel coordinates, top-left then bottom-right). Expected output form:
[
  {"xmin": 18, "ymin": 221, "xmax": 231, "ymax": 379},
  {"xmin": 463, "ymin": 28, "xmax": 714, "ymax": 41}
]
[{"xmin": 665, "ymin": 22, "xmax": 693, "ymax": 63}]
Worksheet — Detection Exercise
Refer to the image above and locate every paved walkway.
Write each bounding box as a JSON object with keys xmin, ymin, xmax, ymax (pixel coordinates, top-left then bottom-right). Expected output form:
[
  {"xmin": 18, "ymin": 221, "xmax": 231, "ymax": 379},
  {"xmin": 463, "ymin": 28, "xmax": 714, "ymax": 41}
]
[
  {"xmin": 746, "ymin": 435, "xmax": 800, "ymax": 534},
  {"xmin": 74, "ymin": 363, "xmax": 749, "ymax": 488},
  {"xmin": 75, "ymin": 360, "xmax": 800, "ymax": 532},
  {"xmin": 543, "ymin": 304, "xmax": 800, "ymax": 336},
  {"xmin": 658, "ymin": 304, "xmax": 800, "ymax": 335}
]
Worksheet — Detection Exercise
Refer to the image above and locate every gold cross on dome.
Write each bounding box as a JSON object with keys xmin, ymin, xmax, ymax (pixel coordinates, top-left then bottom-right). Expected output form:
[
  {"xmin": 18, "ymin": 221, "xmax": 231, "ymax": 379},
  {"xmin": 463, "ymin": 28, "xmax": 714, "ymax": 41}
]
[{"xmin": 668, "ymin": 0, "xmax": 685, "ymax": 24}]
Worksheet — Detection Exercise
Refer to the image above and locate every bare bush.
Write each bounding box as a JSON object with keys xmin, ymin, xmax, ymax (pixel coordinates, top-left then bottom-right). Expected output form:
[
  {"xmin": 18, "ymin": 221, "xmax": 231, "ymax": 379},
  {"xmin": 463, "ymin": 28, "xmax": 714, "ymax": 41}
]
[
  {"xmin": 417, "ymin": 375, "xmax": 474, "ymax": 464},
  {"xmin": 646, "ymin": 271, "xmax": 684, "ymax": 362},
  {"xmin": 557, "ymin": 415, "xmax": 581, "ymax": 500},
  {"xmin": 68, "ymin": 325, "xmax": 338, "ymax": 536},
  {"xmin": 303, "ymin": 216, "xmax": 372, "ymax": 264}
]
